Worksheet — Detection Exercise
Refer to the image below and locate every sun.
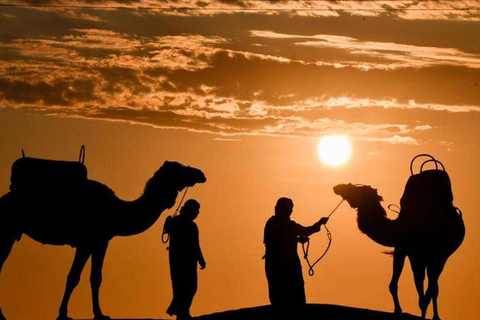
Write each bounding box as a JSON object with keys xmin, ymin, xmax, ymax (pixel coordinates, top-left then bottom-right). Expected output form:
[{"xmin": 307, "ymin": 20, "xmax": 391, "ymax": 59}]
[{"xmin": 317, "ymin": 135, "xmax": 352, "ymax": 166}]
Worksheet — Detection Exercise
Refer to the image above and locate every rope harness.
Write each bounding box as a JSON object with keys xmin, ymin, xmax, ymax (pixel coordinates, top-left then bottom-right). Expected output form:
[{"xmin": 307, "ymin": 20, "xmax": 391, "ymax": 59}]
[
  {"xmin": 301, "ymin": 199, "xmax": 344, "ymax": 276},
  {"xmin": 161, "ymin": 187, "xmax": 189, "ymax": 244}
]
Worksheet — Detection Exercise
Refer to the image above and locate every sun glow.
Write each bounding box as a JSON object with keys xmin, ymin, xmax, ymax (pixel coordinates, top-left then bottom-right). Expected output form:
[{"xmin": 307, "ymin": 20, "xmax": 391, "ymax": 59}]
[{"xmin": 318, "ymin": 135, "xmax": 352, "ymax": 166}]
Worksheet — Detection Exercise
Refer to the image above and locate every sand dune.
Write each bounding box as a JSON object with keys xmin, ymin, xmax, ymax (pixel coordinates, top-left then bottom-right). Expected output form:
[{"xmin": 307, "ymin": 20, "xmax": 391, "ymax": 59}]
[{"xmin": 95, "ymin": 303, "xmax": 423, "ymax": 320}]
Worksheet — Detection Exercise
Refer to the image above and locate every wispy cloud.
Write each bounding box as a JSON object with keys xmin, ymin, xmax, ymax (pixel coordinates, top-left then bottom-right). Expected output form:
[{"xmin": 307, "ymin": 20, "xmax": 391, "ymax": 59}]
[
  {"xmin": 297, "ymin": 97, "xmax": 480, "ymax": 113},
  {"xmin": 3, "ymin": 0, "xmax": 480, "ymax": 20},
  {"xmin": 251, "ymin": 30, "xmax": 480, "ymax": 69},
  {"xmin": 0, "ymin": 80, "xmax": 431, "ymax": 144},
  {"xmin": 214, "ymin": 138, "xmax": 242, "ymax": 142},
  {"xmin": 365, "ymin": 135, "xmax": 418, "ymax": 145}
]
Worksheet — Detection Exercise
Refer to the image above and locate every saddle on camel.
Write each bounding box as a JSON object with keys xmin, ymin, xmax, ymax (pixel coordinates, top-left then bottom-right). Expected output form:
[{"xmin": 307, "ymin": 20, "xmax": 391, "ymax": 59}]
[
  {"xmin": 10, "ymin": 146, "xmax": 87, "ymax": 192},
  {"xmin": 399, "ymin": 154, "xmax": 461, "ymax": 228}
]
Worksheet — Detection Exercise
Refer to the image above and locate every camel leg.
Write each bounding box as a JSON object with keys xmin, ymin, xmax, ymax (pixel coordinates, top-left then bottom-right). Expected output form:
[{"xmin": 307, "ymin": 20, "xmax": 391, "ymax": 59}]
[
  {"xmin": 0, "ymin": 235, "xmax": 16, "ymax": 320},
  {"xmin": 90, "ymin": 242, "xmax": 110, "ymax": 320},
  {"xmin": 409, "ymin": 256, "xmax": 427, "ymax": 318},
  {"xmin": 57, "ymin": 247, "xmax": 91, "ymax": 320},
  {"xmin": 425, "ymin": 260, "xmax": 446, "ymax": 320},
  {"xmin": 389, "ymin": 249, "xmax": 406, "ymax": 314}
]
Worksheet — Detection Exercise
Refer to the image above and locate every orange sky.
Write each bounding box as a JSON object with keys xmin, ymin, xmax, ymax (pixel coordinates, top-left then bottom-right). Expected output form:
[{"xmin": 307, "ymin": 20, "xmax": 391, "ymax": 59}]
[{"xmin": 0, "ymin": 2, "xmax": 479, "ymax": 320}]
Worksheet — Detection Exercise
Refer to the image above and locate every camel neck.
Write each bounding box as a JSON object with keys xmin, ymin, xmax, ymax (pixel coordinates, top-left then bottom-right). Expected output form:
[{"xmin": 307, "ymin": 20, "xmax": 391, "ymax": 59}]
[
  {"xmin": 115, "ymin": 185, "xmax": 178, "ymax": 237},
  {"xmin": 356, "ymin": 202, "xmax": 400, "ymax": 248}
]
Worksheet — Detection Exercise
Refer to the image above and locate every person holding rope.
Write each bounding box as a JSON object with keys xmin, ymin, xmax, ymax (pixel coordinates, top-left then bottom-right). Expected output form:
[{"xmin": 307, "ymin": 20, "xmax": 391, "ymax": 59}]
[
  {"xmin": 164, "ymin": 199, "xmax": 206, "ymax": 320},
  {"xmin": 263, "ymin": 197, "xmax": 328, "ymax": 315}
]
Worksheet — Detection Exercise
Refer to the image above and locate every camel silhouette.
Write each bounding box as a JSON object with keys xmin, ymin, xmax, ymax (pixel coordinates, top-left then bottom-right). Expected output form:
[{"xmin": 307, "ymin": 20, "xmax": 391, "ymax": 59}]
[
  {"xmin": 333, "ymin": 183, "xmax": 464, "ymax": 320},
  {"xmin": 0, "ymin": 160, "xmax": 206, "ymax": 320}
]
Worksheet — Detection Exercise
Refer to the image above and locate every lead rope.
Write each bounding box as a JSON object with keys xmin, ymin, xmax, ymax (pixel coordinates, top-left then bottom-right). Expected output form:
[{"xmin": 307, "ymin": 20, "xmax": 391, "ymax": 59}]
[
  {"xmin": 79, "ymin": 145, "xmax": 85, "ymax": 164},
  {"xmin": 161, "ymin": 187, "xmax": 189, "ymax": 244},
  {"xmin": 302, "ymin": 199, "xmax": 344, "ymax": 276}
]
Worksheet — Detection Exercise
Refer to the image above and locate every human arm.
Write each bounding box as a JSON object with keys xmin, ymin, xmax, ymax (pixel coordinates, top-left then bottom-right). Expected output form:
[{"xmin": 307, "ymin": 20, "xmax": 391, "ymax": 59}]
[
  {"xmin": 314, "ymin": 217, "xmax": 329, "ymax": 228},
  {"xmin": 199, "ymin": 250, "xmax": 206, "ymax": 269},
  {"xmin": 295, "ymin": 217, "xmax": 329, "ymax": 237},
  {"xmin": 194, "ymin": 223, "xmax": 206, "ymax": 269}
]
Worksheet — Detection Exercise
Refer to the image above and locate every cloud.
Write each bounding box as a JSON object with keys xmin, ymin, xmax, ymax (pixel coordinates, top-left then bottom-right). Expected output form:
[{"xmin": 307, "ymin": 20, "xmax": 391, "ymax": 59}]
[
  {"xmin": 414, "ymin": 125, "xmax": 433, "ymax": 131},
  {"xmin": 1, "ymin": 18, "xmax": 478, "ymax": 146},
  {"xmin": 0, "ymin": 78, "xmax": 98, "ymax": 106},
  {"xmin": 3, "ymin": 0, "xmax": 480, "ymax": 20},
  {"xmin": 0, "ymin": 80, "xmax": 429, "ymax": 144},
  {"xmin": 214, "ymin": 138, "xmax": 242, "ymax": 142},
  {"xmin": 396, "ymin": 1, "xmax": 480, "ymax": 21},
  {"xmin": 365, "ymin": 135, "xmax": 418, "ymax": 145},
  {"xmin": 413, "ymin": 124, "xmax": 432, "ymax": 131},
  {"xmin": 298, "ymin": 97, "xmax": 480, "ymax": 113},
  {"xmin": 64, "ymin": 29, "xmax": 142, "ymax": 50},
  {"xmin": 251, "ymin": 30, "xmax": 480, "ymax": 69}
]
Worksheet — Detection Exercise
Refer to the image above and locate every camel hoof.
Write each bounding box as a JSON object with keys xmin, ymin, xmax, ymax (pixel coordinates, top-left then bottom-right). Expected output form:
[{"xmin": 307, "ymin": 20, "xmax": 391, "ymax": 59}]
[
  {"xmin": 56, "ymin": 315, "xmax": 73, "ymax": 320},
  {"xmin": 94, "ymin": 315, "xmax": 111, "ymax": 320},
  {"xmin": 394, "ymin": 307, "xmax": 402, "ymax": 314}
]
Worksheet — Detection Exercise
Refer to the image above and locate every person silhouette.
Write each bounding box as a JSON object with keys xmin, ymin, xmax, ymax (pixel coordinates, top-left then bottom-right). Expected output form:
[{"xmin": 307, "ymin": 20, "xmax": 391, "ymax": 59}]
[
  {"xmin": 263, "ymin": 197, "xmax": 328, "ymax": 314},
  {"xmin": 164, "ymin": 199, "xmax": 206, "ymax": 320}
]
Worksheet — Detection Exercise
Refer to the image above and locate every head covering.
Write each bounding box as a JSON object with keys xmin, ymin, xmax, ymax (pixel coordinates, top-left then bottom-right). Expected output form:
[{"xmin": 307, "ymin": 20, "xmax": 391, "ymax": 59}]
[
  {"xmin": 275, "ymin": 197, "xmax": 293, "ymax": 218},
  {"xmin": 180, "ymin": 199, "xmax": 200, "ymax": 219}
]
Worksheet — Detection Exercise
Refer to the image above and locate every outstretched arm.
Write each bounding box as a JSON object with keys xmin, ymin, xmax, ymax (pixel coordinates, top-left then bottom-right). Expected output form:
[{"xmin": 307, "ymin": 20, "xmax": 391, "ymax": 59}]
[{"xmin": 295, "ymin": 217, "xmax": 329, "ymax": 237}]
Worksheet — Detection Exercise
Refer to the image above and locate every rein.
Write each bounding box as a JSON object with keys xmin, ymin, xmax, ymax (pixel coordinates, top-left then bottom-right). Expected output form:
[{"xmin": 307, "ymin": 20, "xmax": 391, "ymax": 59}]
[
  {"xmin": 302, "ymin": 199, "xmax": 344, "ymax": 276},
  {"xmin": 174, "ymin": 186, "xmax": 189, "ymax": 216},
  {"xmin": 161, "ymin": 187, "xmax": 189, "ymax": 244}
]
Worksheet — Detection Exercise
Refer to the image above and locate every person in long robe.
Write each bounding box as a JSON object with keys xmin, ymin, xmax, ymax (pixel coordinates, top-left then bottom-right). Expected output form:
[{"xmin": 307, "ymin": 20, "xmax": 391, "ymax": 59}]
[
  {"xmin": 264, "ymin": 197, "xmax": 328, "ymax": 314},
  {"xmin": 165, "ymin": 199, "xmax": 206, "ymax": 320}
]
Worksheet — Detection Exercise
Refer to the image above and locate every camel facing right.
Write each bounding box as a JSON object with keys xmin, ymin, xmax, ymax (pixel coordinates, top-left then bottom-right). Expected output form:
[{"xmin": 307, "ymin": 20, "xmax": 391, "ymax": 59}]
[{"xmin": 0, "ymin": 159, "xmax": 206, "ymax": 320}]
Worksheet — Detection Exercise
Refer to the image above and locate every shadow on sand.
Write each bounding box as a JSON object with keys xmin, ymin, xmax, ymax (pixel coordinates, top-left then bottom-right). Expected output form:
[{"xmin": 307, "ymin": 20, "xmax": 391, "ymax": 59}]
[{"xmin": 80, "ymin": 303, "xmax": 423, "ymax": 320}]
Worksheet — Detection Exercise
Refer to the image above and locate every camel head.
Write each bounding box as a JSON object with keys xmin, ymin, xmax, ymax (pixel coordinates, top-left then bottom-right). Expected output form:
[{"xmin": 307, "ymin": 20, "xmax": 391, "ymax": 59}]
[
  {"xmin": 333, "ymin": 183, "xmax": 383, "ymax": 210},
  {"xmin": 145, "ymin": 161, "xmax": 206, "ymax": 197},
  {"xmin": 160, "ymin": 161, "xmax": 207, "ymax": 189}
]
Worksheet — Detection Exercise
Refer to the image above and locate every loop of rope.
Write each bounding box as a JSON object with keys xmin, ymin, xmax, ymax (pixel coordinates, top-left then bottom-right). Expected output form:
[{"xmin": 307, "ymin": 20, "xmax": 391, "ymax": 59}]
[
  {"xmin": 302, "ymin": 199, "xmax": 344, "ymax": 276},
  {"xmin": 387, "ymin": 204, "xmax": 400, "ymax": 214},
  {"xmin": 161, "ymin": 187, "xmax": 189, "ymax": 244},
  {"xmin": 302, "ymin": 224, "xmax": 332, "ymax": 276},
  {"xmin": 161, "ymin": 226, "xmax": 170, "ymax": 244}
]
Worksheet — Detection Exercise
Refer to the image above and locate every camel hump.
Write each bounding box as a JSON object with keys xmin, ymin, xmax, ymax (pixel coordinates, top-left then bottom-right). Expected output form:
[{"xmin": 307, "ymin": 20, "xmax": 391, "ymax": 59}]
[{"xmin": 10, "ymin": 157, "xmax": 88, "ymax": 192}]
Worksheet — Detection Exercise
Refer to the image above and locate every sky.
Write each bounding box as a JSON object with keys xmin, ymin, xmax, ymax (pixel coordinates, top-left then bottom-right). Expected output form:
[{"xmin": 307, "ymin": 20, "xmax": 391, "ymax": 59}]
[{"xmin": 0, "ymin": 1, "xmax": 479, "ymax": 319}]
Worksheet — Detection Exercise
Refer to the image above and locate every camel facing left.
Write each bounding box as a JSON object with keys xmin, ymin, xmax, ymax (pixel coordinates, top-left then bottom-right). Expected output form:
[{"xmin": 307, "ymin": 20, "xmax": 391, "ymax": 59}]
[{"xmin": 0, "ymin": 157, "xmax": 206, "ymax": 320}]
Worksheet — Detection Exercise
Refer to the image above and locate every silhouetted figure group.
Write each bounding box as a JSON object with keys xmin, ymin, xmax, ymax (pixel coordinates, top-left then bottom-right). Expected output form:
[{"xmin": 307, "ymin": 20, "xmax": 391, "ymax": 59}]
[
  {"xmin": 164, "ymin": 200, "xmax": 206, "ymax": 320},
  {"xmin": 163, "ymin": 196, "xmax": 329, "ymax": 320},
  {"xmin": 0, "ymin": 150, "xmax": 465, "ymax": 320},
  {"xmin": 263, "ymin": 197, "xmax": 329, "ymax": 315}
]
